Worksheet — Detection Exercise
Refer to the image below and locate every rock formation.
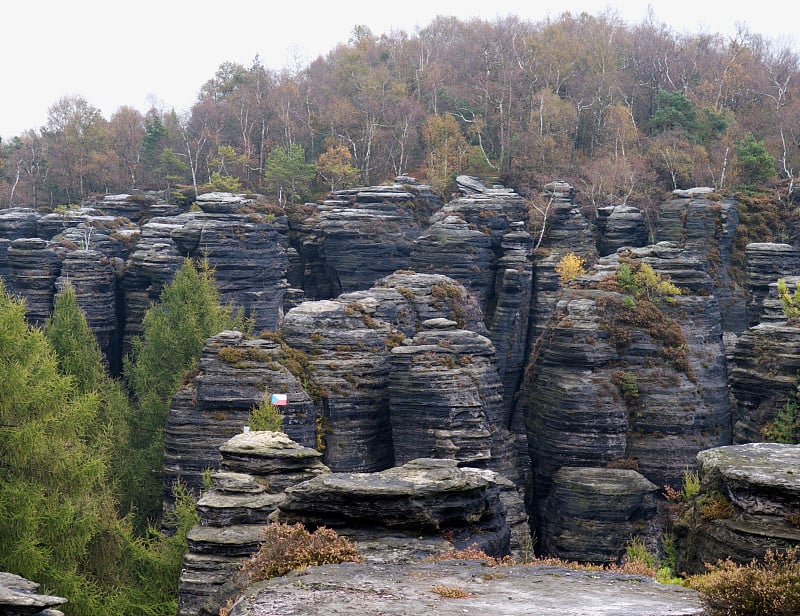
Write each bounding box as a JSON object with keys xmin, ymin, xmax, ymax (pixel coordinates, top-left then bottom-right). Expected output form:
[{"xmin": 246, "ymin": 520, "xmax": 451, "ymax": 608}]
[
  {"xmin": 540, "ymin": 467, "xmax": 660, "ymax": 562},
  {"xmin": 677, "ymin": 443, "xmax": 800, "ymax": 573},
  {"xmin": 596, "ymin": 204, "xmax": 649, "ymax": 256},
  {"xmin": 0, "ymin": 572, "xmax": 66, "ymax": 616},
  {"xmin": 655, "ymin": 191, "xmax": 745, "ymax": 331},
  {"xmin": 289, "ymin": 177, "xmax": 442, "ymax": 299},
  {"xmin": 226, "ymin": 560, "xmax": 704, "ymax": 616},
  {"xmin": 163, "ymin": 330, "xmax": 318, "ymax": 502},
  {"xmin": 523, "ymin": 243, "xmax": 730, "ymax": 552},
  {"xmin": 178, "ymin": 431, "xmax": 329, "ymax": 616},
  {"xmin": 275, "ymin": 458, "xmax": 511, "ymax": 558},
  {"xmin": 744, "ymin": 242, "xmax": 800, "ymax": 326}
]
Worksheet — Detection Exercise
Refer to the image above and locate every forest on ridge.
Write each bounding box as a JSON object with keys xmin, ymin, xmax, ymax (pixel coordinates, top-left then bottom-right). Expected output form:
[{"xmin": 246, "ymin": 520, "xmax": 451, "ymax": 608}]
[{"xmin": 1, "ymin": 11, "xmax": 799, "ymax": 211}]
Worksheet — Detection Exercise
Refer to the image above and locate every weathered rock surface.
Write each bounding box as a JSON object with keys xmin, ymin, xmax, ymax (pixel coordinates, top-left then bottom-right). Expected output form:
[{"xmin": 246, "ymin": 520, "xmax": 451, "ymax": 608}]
[
  {"xmin": 728, "ymin": 321, "xmax": 800, "ymax": 442},
  {"xmin": 540, "ymin": 467, "xmax": 660, "ymax": 563},
  {"xmin": 279, "ymin": 272, "xmax": 489, "ymax": 472},
  {"xmin": 178, "ymin": 431, "xmax": 329, "ymax": 616},
  {"xmin": 275, "ymin": 458, "xmax": 510, "ymax": 557},
  {"xmin": 523, "ymin": 243, "xmax": 730, "ymax": 550},
  {"xmin": 678, "ymin": 443, "xmax": 800, "ymax": 573},
  {"xmin": 55, "ymin": 249, "xmax": 119, "ymax": 367},
  {"xmin": 291, "ymin": 177, "xmax": 442, "ymax": 298},
  {"xmin": 0, "ymin": 208, "xmax": 40, "ymax": 285},
  {"xmin": 164, "ymin": 330, "xmax": 318, "ymax": 501},
  {"xmin": 596, "ymin": 204, "xmax": 649, "ymax": 256},
  {"xmin": 7, "ymin": 238, "xmax": 64, "ymax": 327},
  {"xmin": 389, "ymin": 320, "xmax": 504, "ymax": 470},
  {"xmin": 0, "ymin": 572, "xmax": 66, "ymax": 616},
  {"xmin": 170, "ymin": 204, "xmax": 289, "ymax": 331},
  {"xmin": 227, "ymin": 560, "xmax": 705, "ymax": 616},
  {"xmin": 744, "ymin": 242, "xmax": 800, "ymax": 326},
  {"xmin": 655, "ymin": 193, "xmax": 745, "ymax": 331}
]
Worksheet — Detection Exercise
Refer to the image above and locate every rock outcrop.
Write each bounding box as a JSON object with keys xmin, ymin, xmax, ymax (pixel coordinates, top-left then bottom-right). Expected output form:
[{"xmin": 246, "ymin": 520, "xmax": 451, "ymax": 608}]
[
  {"xmin": 275, "ymin": 458, "xmax": 511, "ymax": 558},
  {"xmin": 0, "ymin": 572, "xmax": 66, "ymax": 616},
  {"xmin": 677, "ymin": 443, "xmax": 800, "ymax": 573},
  {"xmin": 164, "ymin": 330, "xmax": 318, "ymax": 502},
  {"xmin": 540, "ymin": 467, "xmax": 660, "ymax": 563},
  {"xmin": 226, "ymin": 560, "xmax": 705, "ymax": 616},
  {"xmin": 744, "ymin": 242, "xmax": 800, "ymax": 326},
  {"xmin": 523, "ymin": 243, "xmax": 730, "ymax": 551},
  {"xmin": 178, "ymin": 431, "xmax": 329, "ymax": 616},
  {"xmin": 655, "ymin": 191, "xmax": 745, "ymax": 331},
  {"xmin": 290, "ymin": 177, "xmax": 442, "ymax": 299},
  {"xmin": 728, "ymin": 321, "xmax": 800, "ymax": 443},
  {"xmin": 7, "ymin": 238, "xmax": 64, "ymax": 327},
  {"xmin": 596, "ymin": 204, "xmax": 649, "ymax": 256}
]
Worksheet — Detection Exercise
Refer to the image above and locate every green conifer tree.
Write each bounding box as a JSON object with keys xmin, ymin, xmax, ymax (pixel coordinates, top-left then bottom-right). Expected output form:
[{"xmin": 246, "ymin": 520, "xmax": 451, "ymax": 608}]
[{"xmin": 124, "ymin": 258, "xmax": 243, "ymax": 530}]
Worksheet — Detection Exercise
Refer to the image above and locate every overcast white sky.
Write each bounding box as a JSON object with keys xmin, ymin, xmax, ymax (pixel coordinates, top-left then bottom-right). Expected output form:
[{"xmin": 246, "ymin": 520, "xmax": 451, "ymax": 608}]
[{"xmin": 1, "ymin": 1, "xmax": 796, "ymax": 140}]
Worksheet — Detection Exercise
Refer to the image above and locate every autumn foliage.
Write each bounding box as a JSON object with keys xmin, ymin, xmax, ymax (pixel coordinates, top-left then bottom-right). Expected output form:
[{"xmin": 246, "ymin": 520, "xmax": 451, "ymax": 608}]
[{"xmin": 2, "ymin": 13, "xmax": 799, "ymax": 207}]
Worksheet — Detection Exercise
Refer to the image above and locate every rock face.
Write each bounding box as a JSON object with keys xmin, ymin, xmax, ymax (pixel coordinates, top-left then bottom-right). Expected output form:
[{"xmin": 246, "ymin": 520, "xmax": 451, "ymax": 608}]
[
  {"xmin": 388, "ymin": 319, "xmax": 505, "ymax": 471},
  {"xmin": 0, "ymin": 207, "xmax": 40, "ymax": 285},
  {"xmin": 164, "ymin": 330, "xmax": 318, "ymax": 502},
  {"xmin": 275, "ymin": 458, "xmax": 511, "ymax": 558},
  {"xmin": 744, "ymin": 242, "xmax": 800, "ymax": 326},
  {"xmin": 523, "ymin": 243, "xmax": 730, "ymax": 553},
  {"xmin": 655, "ymin": 193, "xmax": 745, "ymax": 332},
  {"xmin": 55, "ymin": 249, "xmax": 120, "ymax": 367},
  {"xmin": 540, "ymin": 467, "xmax": 660, "ymax": 563},
  {"xmin": 0, "ymin": 572, "xmax": 67, "ymax": 616},
  {"xmin": 178, "ymin": 431, "xmax": 329, "ymax": 616},
  {"xmin": 291, "ymin": 177, "xmax": 442, "ymax": 299},
  {"xmin": 227, "ymin": 560, "xmax": 705, "ymax": 616},
  {"xmin": 170, "ymin": 204, "xmax": 289, "ymax": 331},
  {"xmin": 728, "ymin": 321, "xmax": 800, "ymax": 443},
  {"xmin": 279, "ymin": 272, "xmax": 489, "ymax": 473},
  {"xmin": 678, "ymin": 443, "xmax": 800, "ymax": 573},
  {"xmin": 7, "ymin": 238, "xmax": 63, "ymax": 327},
  {"xmin": 596, "ymin": 204, "xmax": 649, "ymax": 256}
]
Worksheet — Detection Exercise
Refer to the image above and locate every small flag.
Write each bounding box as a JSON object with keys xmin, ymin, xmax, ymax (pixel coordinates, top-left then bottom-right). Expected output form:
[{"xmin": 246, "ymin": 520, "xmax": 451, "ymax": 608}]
[{"xmin": 271, "ymin": 393, "xmax": 288, "ymax": 406}]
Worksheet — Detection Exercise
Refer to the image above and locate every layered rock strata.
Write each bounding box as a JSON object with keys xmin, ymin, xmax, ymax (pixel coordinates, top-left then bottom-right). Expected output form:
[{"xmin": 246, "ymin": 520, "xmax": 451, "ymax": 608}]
[
  {"xmin": 55, "ymin": 249, "xmax": 120, "ymax": 367},
  {"xmin": 164, "ymin": 330, "xmax": 318, "ymax": 502},
  {"xmin": 0, "ymin": 207, "xmax": 40, "ymax": 285},
  {"xmin": 274, "ymin": 458, "xmax": 511, "ymax": 558},
  {"xmin": 728, "ymin": 320, "xmax": 800, "ymax": 443},
  {"xmin": 524, "ymin": 243, "xmax": 730, "ymax": 551},
  {"xmin": 7, "ymin": 238, "xmax": 63, "ymax": 327},
  {"xmin": 655, "ymin": 191, "xmax": 744, "ymax": 331},
  {"xmin": 678, "ymin": 443, "xmax": 800, "ymax": 573},
  {"xmin": 596, "ymin": 204, "xmax": 649, "ymax": 256},
  {"xmin": 178, "ymin": 431, "xmax": 329, "ymax": 616},
  {"xmin": 744, "ymin": 242, "xmax": 800, "ymax": 326},
  {"xmin": 540, "ymin": 467, "xmax": 660, "ymax": 562},
  {"xmin": 290, "ymin": 177, "xmax": 441, "ymax": 298},
  {"xmin": 388, "ymin": 318, "xmax": 504, "ymax": 470}
]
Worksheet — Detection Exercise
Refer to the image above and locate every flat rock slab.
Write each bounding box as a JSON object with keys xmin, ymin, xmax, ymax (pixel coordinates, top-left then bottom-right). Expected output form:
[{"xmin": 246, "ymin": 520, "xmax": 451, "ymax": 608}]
[
  {"xmin": 229, "ymin": 560, "xmax": 704, "ymax": 616},
  {"xmin": 697, "ymin": 443, "xmax": 800, "ymax": 514}
]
